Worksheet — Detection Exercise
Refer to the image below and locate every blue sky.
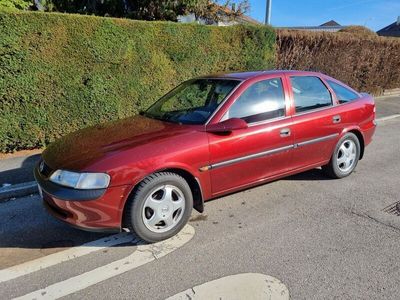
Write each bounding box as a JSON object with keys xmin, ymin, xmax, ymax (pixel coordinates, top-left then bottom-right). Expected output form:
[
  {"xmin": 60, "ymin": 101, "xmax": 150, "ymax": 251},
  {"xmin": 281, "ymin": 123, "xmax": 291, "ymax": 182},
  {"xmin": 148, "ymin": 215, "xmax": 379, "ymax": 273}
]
[{"xmin": 247, "ymin": 0, "xmax": 400, "ymax": 31}]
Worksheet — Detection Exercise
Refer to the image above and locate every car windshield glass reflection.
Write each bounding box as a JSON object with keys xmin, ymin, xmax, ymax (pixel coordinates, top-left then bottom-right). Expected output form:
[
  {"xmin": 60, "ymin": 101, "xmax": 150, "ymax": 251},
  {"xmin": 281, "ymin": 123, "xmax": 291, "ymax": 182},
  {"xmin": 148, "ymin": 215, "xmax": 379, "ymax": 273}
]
[{"xmin": 144, "ymin": 79, "xmax": 240, "ymax": 125}]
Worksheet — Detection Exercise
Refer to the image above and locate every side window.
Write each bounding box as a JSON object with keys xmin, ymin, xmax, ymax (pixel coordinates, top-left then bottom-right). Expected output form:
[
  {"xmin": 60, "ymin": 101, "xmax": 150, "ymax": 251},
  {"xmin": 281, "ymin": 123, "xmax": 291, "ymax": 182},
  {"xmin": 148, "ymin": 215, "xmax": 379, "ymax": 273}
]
[
  {"xmin": 327, "ymin": 80, "xmax": 359, "ymax": 104},
  {"xmin": 224, "ymin": 78, "xmax": 286, "ymax": 123},
  {"xmin": 290, "ymin": 76, "xmax": 332, "ymax": 113}
]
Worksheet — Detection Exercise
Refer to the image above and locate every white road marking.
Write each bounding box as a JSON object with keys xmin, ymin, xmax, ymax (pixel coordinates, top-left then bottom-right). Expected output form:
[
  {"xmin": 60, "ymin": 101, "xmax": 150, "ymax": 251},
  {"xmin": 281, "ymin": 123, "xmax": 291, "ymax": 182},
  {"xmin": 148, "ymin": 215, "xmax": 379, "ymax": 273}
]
[
  {"xmin": 376, "ymin": 114, "xmax": 400, "ymax": 123},
  {"xmin": 0, "ymin": 233, "xmax": 134, "ymax": 283},
  {"xmin": 166, "ymin": 273, "xmax": 289, "ymax": 300},
  {"xmin": 13, "ymin": 225, "xmax": 195, "ymax": 300}
]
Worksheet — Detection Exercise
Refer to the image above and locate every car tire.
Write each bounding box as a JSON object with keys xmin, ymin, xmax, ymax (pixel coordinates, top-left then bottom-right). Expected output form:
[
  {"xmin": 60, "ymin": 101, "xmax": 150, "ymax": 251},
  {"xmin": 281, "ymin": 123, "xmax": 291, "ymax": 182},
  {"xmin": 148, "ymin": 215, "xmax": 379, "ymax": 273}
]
[
  {"xmin": 322, "ymin": 132, "xmax": 360, "ymax": 179},
  {"xmin": 125, "ymin": 172, "xmax": 193, "ymax": 243}
]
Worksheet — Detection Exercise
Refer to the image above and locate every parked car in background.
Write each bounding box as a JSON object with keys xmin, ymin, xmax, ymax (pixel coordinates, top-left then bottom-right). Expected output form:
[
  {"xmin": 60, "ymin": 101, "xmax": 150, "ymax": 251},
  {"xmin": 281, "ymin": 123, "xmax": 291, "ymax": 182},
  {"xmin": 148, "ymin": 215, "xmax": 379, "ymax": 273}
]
[{"xmin": 34, "ymin": 70, "xmax": 376, "ymax": 242}]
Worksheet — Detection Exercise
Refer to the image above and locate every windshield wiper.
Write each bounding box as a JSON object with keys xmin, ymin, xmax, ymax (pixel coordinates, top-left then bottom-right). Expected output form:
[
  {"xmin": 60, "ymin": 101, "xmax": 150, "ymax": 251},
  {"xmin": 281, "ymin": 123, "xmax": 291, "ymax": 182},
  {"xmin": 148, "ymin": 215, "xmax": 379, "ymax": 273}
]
[{"xmin": 140, "ymin": 111, "xmax": 163, "ymax": 121}]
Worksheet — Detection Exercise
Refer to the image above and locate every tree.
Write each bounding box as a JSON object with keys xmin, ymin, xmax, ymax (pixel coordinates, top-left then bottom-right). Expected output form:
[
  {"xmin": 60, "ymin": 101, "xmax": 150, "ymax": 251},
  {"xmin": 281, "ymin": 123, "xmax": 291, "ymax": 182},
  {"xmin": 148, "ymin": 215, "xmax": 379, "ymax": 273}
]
[
  {"xmin": 127, "ymin": 0, "xmax": 187, "ymax": 21},
  {"xmin": 124, "ymin": 0, "xmax": 250, "ymax": 22},
  {"xmin": 184, "ymin": 0, "xmax": 250, "ymax": 23},
  {"xmin": 8, "ymin": 0, "xmax": 250, "ymax": 23},
  {"xmin": 0, "ymin": 0, "xmax": 32, "ymax": 10}
]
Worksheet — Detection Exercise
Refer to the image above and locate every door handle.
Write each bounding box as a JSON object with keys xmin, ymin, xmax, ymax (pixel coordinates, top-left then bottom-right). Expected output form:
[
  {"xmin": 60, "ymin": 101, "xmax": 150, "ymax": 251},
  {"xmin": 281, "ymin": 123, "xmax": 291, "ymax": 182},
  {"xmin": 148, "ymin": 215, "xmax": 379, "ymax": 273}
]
[
  {"xmin": 333, "ymin": 115, "xmax": 341, "ymax": 124},
  {"xmin": 280, "ymin": 128, "xmax": 291, "ymax": 137}
]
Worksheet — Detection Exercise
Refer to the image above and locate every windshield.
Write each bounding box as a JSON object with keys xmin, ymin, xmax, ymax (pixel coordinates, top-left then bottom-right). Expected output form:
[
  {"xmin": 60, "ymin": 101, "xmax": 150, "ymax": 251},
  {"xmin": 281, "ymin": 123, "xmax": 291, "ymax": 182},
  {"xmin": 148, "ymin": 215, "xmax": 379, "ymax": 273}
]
[{"xmin": 144, "ymin": 79, "xmax": 240, "ymax": 125}]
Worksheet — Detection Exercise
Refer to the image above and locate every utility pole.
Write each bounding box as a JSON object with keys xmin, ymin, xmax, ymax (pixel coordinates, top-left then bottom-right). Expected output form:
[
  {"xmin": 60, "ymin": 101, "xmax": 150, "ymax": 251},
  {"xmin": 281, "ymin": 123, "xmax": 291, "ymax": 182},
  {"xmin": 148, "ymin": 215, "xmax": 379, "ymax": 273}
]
[{"xmin": 265, "ymin": 0, "xmax": 272, "ymax": 25}]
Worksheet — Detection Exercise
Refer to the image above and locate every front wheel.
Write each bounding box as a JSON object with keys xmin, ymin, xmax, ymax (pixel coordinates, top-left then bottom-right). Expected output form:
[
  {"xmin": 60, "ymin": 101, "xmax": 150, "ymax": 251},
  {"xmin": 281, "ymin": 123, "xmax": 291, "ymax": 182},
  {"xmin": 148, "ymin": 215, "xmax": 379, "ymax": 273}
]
[
  {"xmin": 125, "ymin": 172, "xmax": 193, "ymax": 243},
  {"xmin": 322, "ymin": 133, "xmax": 360, "ymax": 179}
]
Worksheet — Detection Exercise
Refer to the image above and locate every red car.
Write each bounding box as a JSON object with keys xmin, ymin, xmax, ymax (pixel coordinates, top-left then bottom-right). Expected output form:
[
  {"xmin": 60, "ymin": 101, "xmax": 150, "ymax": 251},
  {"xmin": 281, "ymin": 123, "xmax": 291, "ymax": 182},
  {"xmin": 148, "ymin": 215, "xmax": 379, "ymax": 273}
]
[{"xmin": 35, "ymin": 70, "xmax": 376, "ymax": 242}]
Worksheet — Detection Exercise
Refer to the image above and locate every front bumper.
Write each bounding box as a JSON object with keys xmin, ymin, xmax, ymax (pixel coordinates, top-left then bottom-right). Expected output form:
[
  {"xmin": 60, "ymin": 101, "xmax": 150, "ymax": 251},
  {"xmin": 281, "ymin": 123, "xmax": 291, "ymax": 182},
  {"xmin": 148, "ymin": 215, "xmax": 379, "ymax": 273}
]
[{"xmin": 34, "ymin": 164, "xmax": 131, "ymax": 231}]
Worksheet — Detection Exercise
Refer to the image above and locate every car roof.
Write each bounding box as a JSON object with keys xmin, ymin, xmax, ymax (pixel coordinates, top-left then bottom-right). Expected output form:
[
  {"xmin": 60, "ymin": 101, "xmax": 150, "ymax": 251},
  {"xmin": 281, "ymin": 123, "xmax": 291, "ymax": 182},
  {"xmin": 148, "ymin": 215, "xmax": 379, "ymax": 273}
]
[{"xmin": 202, "ymin": 70, "xmax": 325, "ymax": 81}]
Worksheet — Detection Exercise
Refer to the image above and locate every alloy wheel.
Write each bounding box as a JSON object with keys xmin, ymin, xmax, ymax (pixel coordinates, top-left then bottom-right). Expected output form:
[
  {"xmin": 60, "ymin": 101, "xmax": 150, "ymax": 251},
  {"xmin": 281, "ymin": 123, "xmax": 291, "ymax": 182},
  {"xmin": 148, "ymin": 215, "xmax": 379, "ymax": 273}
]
[
  {"xmin": 142, "ymin": 184, "xmax": 185, "ymax": 233},
  {"xmin": 336, "ymin": 139, "xmax": 357, "ymax": 173}
]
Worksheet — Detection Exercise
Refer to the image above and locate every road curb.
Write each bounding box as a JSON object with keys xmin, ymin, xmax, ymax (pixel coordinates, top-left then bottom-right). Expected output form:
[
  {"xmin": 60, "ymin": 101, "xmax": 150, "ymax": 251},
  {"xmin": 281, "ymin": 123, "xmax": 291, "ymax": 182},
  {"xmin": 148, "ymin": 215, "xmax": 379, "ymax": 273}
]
[
  {"xmin": 0, "ymin": 181, "xmax": 37, "ymax": 202},
  {"xmin": 376, "ymin": 93, "xmax": 400, "ymax": 100},
  {"xmin": 376, "ymin": 88, "xmax": 400, "ymax": 98}
]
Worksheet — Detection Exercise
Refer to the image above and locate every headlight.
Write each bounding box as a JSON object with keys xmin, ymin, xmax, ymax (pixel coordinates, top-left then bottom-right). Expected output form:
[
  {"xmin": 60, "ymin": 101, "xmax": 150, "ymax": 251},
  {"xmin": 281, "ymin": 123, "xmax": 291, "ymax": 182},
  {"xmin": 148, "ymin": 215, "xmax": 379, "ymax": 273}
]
[{"xmin": 49, "ymin": 170, "xmax": 110, "ymax": 189}]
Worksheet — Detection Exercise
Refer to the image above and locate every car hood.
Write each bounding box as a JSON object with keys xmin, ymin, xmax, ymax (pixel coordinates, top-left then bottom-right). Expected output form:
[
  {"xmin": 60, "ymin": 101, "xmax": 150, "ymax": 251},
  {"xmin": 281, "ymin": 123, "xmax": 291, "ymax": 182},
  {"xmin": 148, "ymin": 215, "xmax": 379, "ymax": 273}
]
[{"xmin": 42, "ymin": 115, "xmax": 195, "ymax": 171}]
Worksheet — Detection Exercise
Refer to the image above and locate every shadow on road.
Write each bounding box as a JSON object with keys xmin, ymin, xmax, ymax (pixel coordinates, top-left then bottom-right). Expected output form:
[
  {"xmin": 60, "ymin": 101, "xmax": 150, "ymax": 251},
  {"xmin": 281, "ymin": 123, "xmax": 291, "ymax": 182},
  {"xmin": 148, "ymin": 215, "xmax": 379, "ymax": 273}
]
[
  {"xmin": 285, "ymin": 168, "xmax": 331, "ymax": 181},
  {"xmin": 0, "ymin": 154, "xmax": 41, "ymax": 185},
  {"xmin": 0, "ymin": 196, "xmax": 107, "ymax": 253}
]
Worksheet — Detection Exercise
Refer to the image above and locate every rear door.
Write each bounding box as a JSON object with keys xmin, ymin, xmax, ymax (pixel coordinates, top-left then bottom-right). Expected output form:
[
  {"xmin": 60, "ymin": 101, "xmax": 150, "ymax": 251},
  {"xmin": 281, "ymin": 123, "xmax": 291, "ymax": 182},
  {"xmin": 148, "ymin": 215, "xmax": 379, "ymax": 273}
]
[
  {"xmin": 288, "ymin": 75, "xmax": 343, "ymax": 170},
  {"xmin": 207, "ymin": 77, "xmax": 294, "ymax": 195}
]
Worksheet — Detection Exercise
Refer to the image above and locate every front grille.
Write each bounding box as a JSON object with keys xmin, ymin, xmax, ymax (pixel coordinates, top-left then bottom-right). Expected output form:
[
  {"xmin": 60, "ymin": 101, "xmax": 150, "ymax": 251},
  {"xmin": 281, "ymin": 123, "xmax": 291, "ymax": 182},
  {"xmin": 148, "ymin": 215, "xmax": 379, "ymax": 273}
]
[{"xmin": 39, "ymin": 160, "xmax": 53, "ymax": 178}]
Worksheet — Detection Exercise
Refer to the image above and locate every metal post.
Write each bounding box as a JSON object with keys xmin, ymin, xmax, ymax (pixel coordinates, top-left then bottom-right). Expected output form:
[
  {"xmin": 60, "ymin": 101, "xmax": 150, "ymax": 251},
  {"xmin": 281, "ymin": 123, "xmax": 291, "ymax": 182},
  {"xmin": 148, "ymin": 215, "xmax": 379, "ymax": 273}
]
[{"xmin": 265, "ymin": 0, "xmax": 272, "ymax": 25}]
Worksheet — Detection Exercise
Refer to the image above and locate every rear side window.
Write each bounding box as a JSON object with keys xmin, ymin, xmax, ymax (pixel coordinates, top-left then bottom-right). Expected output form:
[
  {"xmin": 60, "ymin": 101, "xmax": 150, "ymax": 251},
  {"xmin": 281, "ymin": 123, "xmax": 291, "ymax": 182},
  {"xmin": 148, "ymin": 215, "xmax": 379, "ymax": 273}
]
[
  {"xmin": 327, "ymin": 80, "xmax": 359, "ymax": 104},
  {"xmin": 290, "ymin": 76, "xmax": 332, "ymax": 113},
  {"xmin": 224, "ymin": 78, "xmax": 286, "ymax": 123}
]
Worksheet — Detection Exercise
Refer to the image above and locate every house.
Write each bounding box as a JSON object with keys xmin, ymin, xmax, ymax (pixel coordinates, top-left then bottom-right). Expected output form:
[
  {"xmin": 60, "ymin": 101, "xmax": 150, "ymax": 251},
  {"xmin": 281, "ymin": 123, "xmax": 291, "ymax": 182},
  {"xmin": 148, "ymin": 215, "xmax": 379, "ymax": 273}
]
[
  {"xmin": 178, "ymin": 5, "xmax": 261, "ymax": 26},
  {"xmin": 377, "ymin": 17, "xmax": 400, "ymax": 37},
  {"xmin": 278, "ymin": 20, "xmax": 347, "ymax": 32}
]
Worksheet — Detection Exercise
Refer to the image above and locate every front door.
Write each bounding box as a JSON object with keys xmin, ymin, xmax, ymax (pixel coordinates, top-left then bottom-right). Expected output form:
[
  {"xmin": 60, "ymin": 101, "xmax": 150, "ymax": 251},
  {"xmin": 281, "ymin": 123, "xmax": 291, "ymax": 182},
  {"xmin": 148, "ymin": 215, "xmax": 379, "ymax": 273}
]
[{"xmin": 207, "ymin": 77, "xmax": 294, "ymax": 196}]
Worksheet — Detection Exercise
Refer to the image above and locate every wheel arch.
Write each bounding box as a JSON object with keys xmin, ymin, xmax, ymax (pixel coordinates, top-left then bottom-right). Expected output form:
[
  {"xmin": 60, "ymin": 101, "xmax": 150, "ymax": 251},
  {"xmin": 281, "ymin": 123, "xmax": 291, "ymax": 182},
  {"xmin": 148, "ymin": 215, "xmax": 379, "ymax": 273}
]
[
  {"xmin": 162, "ymin": 168, "xmax": 204, "ymax": 213},
  {"xmin": 121, "ymin": 167, "xmax": 204, "ymax": 228},
  {"xmin": 342, "ymin": 128, "xmax": 365, "ymax": 160}
]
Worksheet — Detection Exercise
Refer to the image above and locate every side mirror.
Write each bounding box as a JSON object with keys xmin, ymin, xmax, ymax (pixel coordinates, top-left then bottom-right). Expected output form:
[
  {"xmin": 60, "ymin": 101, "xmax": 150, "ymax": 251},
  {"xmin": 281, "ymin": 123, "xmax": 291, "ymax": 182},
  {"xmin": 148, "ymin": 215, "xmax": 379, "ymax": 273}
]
[{"xmin": 206, "ymin": 118, "xmax": 248, "ymax": 133}]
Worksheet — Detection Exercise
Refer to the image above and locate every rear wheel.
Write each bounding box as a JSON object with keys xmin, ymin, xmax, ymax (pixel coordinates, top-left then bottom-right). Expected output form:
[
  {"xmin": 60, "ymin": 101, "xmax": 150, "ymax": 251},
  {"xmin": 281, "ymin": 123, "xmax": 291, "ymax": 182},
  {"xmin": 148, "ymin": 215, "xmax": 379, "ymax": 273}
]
[
  {"xmin": 125, "ymin": 172, "xmax": 193, "ymax": 243},
  {"xmin": 322, "ymin": 133, "xmax": 360, "ymax": 179}
]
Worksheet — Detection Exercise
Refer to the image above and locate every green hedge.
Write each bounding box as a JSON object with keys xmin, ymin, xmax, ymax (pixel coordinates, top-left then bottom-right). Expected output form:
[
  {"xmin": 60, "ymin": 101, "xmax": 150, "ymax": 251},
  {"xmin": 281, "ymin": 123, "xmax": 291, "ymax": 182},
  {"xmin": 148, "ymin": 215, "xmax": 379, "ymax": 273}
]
[{"xmin": 0, "ymin": 11, "xmax": 276, "ymax": 152}]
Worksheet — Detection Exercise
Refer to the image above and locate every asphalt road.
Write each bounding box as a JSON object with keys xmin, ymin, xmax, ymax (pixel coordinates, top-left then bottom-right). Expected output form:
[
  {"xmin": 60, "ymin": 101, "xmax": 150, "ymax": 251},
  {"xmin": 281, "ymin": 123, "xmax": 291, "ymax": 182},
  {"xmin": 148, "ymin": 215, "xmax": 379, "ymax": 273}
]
[
  {"xmin": 0, "ymin": 117, "xmax": 400, "ymax": 299},
  {"xmin": 0, "ymin": 95, "xmax": 399, "ymax": 187}
]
